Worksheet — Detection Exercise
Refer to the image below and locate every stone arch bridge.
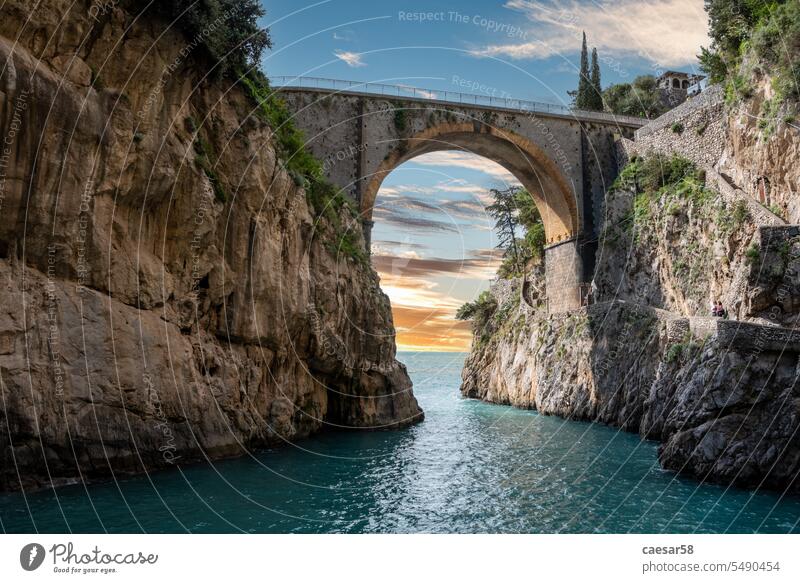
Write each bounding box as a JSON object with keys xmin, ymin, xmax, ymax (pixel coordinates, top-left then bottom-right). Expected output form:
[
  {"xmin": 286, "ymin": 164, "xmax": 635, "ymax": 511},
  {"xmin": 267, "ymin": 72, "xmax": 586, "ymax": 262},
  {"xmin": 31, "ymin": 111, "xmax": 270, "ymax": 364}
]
[{"xmin": 274, "ymin": 77, "xmax": 647, "ymax": 312}]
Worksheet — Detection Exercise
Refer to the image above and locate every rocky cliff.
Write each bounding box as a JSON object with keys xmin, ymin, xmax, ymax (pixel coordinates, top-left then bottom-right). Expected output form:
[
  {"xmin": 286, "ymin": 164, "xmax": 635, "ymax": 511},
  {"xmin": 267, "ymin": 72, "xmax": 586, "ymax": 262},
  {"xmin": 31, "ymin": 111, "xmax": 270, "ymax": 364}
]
[
  {"xmin": 461, "ymin": 89, "xmax": 800, "ymax": 492},
  {"xmin": 462, "ymin": 296, "xmax": 800, "ymax": 491},
  {"xmin": 0, "ymin": 0, "xmax": 421, "ymax": 491},
  {"xmin": 721, "ymin": 80, "xmax": 800, "ymax": 223}
]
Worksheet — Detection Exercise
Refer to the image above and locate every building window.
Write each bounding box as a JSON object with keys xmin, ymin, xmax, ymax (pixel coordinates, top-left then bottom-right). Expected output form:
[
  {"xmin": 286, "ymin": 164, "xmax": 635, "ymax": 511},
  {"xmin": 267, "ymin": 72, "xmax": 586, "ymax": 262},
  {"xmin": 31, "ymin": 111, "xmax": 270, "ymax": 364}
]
[
  {"xmin": 672, "ymin": 78, "xmax": 680, "ymax": 89},
  {"xmin": 682, "ymin": 80, "xmax": 689, "ymax": 89}
]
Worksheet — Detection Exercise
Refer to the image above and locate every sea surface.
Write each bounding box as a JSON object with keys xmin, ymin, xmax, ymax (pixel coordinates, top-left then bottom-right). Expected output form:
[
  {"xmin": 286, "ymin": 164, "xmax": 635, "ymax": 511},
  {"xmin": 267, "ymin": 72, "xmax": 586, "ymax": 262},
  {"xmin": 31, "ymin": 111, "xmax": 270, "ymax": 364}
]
[{"xmin": 1, "ymin": 352, "xmax": 798, "ymax": 533}]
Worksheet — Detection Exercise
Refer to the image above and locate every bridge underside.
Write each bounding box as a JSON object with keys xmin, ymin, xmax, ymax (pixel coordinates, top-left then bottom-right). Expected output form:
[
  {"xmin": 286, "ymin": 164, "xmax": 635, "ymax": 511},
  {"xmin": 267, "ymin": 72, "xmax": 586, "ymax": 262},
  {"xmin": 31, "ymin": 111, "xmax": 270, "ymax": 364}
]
[
  {"xmin": 278, "ymin": 87, "xmax": 638, "ymax": 312},
  {"xmin": 362, "ymin": 124, "xmax": 579, "ymax": 245}
]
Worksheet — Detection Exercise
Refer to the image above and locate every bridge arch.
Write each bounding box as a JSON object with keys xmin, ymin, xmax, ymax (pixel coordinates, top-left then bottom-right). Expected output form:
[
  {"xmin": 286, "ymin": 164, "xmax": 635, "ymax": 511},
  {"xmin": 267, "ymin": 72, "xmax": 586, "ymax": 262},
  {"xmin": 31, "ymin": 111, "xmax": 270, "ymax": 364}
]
[
  {"xmin": 276, "ymin": 81, "xmax": 645, "ymax": 311},
  {"xmin": 362, "ymin": 121, "xmax": 579, "ymax": 245}
]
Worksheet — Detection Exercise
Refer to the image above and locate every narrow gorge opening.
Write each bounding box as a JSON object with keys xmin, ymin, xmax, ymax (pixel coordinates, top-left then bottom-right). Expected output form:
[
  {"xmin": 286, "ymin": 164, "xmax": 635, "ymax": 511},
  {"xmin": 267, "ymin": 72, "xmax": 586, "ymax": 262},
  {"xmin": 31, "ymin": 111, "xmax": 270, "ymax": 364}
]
[{"xmin": 367, "ymin": 150, "xmax": 539, "ymax": 354}]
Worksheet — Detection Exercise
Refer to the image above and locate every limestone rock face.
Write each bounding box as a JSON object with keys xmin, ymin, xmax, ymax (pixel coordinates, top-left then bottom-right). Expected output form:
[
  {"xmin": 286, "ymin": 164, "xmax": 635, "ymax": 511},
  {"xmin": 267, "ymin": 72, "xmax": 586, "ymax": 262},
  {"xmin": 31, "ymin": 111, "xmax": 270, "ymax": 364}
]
[
  {"xmin": 652, "ymin": 344, "xmax": 800, "ymax": 490},
  {"xmin": 720, "ymin": 82, "xmax": 800, "ymax": 223},
  {"xmin": 461, "ymin": 294, "xmax": 800, "ymax": 492},
  {"xmin": 0, "ymin": 0, "xmax": 421, "ymax": 491},
  {"xmin": 462, "ymin": 301, "xmax": 664, "ymax": 431}
]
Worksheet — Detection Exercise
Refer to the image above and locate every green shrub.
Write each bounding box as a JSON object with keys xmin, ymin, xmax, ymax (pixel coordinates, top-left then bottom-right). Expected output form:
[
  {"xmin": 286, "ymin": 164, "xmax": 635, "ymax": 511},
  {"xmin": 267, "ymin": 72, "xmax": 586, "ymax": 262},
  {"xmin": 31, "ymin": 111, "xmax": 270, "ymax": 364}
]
[
  {"xmin": 695, "ymin": 120, "xmax": 709, "ymax": 135},
  {"xmin": 732, "ymin": 200, "xmax": 750, "ymax": 226},
  {"xmin": 702, "ymin": 1, "xmax": 799, "ymax": 104},
  {"xmin": 671, "ymin": 122, "xmax": 684, "ymax": 134},
  {"xmin": 724, "ymin": 74, "xmax": 755, "ymax": 103},
  {"xmin": 456, "ymin": 291, "xmax": 498, "ymax": 339},
  {"xmin": 768, "ymin": 203, "xmax": 784, "ymax": 218},
  {"xmin": 612, "ymin": 154, "xmax": 702, "ymax": 200},
  {"xmin": 632, "ymin": 192, "xmax": 651, "ymax": 225},
  {"xmin": 602, "ymin": 75, "xmax": 668, "ymax": 118},
  {"xmin": 665, "ymin": 341, "xmax": 700, "ymax": 364},
  {"xmin": 750, "ymin": 1, "xmax": 800, "ymax": 99},
  {"xmin": 611, "ymin": 158, "xmax": 642, "ymax": 191},
  {"xmin": 746, "ymin": 242, "xmax": 761, "ymax": 265},
  {"xmin": 759, "ymin": 97, "xmax": 781, "ymax": 136},
  {"xmin": 639, "ymin": 154, "xmax": 697, "ymax": 193}
]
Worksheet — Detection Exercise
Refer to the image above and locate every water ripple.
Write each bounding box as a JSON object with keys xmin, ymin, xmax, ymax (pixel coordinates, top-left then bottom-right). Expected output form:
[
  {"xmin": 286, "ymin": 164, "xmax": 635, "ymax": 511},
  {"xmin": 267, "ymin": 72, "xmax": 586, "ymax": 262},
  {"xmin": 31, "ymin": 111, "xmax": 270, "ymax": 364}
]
[{"xmin": 1, "ymin": 352, "xmax": 798, "ymax": 533}]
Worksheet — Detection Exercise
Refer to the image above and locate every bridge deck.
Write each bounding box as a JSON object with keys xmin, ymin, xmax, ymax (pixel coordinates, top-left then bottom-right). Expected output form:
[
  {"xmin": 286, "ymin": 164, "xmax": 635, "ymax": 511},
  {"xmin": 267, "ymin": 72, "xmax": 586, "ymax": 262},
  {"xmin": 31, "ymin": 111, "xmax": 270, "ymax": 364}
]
[{"xmin": 271, "ymin": 76, "xmax": 649, "ymax": 129}]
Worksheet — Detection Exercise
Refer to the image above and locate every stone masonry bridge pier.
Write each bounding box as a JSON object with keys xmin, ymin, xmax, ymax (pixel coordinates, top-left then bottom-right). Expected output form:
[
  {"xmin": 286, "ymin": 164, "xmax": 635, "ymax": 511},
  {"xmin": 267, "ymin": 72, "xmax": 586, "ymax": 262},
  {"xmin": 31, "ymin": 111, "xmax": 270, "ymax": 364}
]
[{"xmin": 274, "ymin": 77, "xmax": 647, "ymax": 312}]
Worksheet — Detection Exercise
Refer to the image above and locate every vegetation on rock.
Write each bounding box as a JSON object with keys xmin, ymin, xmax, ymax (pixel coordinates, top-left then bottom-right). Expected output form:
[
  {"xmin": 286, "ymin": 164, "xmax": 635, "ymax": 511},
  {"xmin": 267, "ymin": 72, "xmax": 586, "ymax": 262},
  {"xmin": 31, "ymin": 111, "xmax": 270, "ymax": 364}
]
[
  {"xmin": 600, "ymin": 153, "xmax": 761, "ymax": 315},
  {"xmin": 456, "ymin": 186, "xmax": 546, "ymax": 342},
  {"xmin": 700, "ymin": 0, "xmax": 800, "ymax": 104},
  {"xmin": 129, "ymin": 0, "xmax": 363, "ymax": 260},
  {"xmin": 236, "ymin": 70, "xmax": 364, "ymax": 261},
  {"xmin": 612, "ymin": 154, "xmax": 702, "ymax": 196},
  {"xmin": 128, "ymin": 0, "xmax": 271, "ymax": 79},
  {"xmin": 456, "ymin": 290, "xmax": 498, "ymax": 345}
]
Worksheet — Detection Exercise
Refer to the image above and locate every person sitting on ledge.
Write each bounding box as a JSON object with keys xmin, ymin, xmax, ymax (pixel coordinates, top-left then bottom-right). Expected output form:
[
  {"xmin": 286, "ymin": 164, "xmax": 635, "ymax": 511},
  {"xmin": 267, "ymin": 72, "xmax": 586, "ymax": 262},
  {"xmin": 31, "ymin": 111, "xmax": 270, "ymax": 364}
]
[{"xmin": 712, "ymin": 301, "xmax": 727, "ymax": 318}]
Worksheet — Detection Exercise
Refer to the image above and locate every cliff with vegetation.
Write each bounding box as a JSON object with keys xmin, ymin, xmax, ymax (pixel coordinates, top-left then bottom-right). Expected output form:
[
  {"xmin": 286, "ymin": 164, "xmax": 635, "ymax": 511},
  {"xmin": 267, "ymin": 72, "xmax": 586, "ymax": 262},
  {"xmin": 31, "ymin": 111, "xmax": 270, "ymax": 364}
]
[
  {"xmin": 460, "ymin": 1, "xmax": 800, "ymax": 491},
  {"xmin": 0, "ymin": 0, "xmax": 421, "ymax": 491},
  {"xmin": 461, "ymin": 149, "xmax": 800, "ymax": 490}
]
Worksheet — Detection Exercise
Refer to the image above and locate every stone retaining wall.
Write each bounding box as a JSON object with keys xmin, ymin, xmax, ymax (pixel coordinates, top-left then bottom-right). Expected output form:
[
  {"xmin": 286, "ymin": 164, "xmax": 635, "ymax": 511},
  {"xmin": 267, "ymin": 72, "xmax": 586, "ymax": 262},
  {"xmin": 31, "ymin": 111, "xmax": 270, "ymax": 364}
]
[{"xmin": 627, "ymin": 85, "xmax": 726, "ymax": 169}]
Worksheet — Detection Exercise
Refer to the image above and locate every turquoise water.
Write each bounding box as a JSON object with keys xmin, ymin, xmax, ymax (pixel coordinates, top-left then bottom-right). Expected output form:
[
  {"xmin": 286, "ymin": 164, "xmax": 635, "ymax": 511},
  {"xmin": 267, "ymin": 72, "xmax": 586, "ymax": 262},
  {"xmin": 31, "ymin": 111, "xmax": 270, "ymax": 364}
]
[{"xmin": 1, "ymin": 352, "xmax": 798, "ymax": 533}]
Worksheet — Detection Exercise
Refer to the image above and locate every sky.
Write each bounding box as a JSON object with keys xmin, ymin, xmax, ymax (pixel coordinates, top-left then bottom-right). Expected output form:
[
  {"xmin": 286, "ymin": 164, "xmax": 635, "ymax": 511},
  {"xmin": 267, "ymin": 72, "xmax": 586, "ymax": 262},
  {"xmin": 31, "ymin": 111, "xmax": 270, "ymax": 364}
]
[{"xmin": 258, "ymin": 0, "xmax": 711, "ymax": 351}]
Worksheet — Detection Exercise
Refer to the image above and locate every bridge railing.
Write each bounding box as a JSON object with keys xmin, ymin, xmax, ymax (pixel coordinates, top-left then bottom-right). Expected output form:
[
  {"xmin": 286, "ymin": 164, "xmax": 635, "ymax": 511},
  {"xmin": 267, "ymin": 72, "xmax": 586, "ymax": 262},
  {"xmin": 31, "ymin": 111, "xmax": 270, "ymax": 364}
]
[{"xmin": 269, "ymin": 76, "xmax": 648, "ymax": 127}]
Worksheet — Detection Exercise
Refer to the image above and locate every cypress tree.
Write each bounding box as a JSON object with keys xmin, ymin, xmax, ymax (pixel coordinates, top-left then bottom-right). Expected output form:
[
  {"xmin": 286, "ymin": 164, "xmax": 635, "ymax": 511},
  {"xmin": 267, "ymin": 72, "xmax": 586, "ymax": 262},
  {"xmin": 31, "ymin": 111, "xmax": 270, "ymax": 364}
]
[
  {"xmin": 575, "ymin": 32, "xmax": 591, "ymax": 109},
  {"xmin": 590, "ymin": 47, "xmax": 603, "ymax": 110}
]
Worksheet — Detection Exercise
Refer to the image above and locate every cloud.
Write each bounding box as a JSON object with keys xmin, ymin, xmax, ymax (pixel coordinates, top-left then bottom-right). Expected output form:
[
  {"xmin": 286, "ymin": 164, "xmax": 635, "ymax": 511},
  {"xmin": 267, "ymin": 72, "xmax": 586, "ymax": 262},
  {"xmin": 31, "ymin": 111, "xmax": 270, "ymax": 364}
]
[
  {"xmin": 373, "ymin": 178, "xmax": 499, "ymax": 231},
  {"xmin": 470, "ymin": 0, "xmax": 710, "ymax": 68},
  {"xmin": 438, "ymin": 199, "xmax": 487, "ymax": 220},
  {"xmin": 374, "ymin": 266, "xmax": 489, "ymax": 352},
  {"xmin": 397, "ymin": 84, "xmax": 438, "ymax": 99},
  {"xmin": 377, "ymin": 191, "xmax": 489, "ymax": 222},
  {"xmin": 372, "ymin": 251, "xmax": 502, "ymax": 281},
  {"xmin": 371, "ymin": 206, "xmax": 459, "ymax": 232},
  {"xmin": 370, "ymin": 246, "xmax": 503, "ymax": 351},
  {"xmin": 333, "ymin": 29, "xmax": 356, "ymax": 42},
  {"xmin": 379, "ymin": 179, "xmax": 490, "ymax": 198},
  {"xmin": 408, "ymin": 152, "xmax": 522, "ymax": 185},
  {"xmin": 371, "ymin": 239, "xmax": 429, "ymax": 257},
  {"xmin": 334, "ymin": 50, "xmax": 365, "ymax": 67}
]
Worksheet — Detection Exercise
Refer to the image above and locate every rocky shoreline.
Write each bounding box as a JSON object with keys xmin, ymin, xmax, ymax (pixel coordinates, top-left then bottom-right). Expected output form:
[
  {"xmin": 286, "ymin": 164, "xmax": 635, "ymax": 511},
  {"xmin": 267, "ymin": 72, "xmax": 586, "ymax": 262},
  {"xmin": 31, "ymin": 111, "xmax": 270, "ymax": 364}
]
[{"xmin": 462, "ymin": 298, "xmax": 800, "ymax": 491}]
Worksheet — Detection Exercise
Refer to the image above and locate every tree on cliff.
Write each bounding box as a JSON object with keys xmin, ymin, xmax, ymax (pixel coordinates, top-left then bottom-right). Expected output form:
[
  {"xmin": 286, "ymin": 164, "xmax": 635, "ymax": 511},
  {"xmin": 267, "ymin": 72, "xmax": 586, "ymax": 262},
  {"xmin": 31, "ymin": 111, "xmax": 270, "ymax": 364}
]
[
  {"xmin": 487, "ymin": 187, "xmax": 522, "ymax": 276},
  {"xmin": 699, "ymin": 0, "xmax": 798, "ymax": 101},
  {"xmin": 129, "ymin": 0, "xmax": 271, "ymax": 77},
  {"xmin": 486, "ymin": 187, "xmax": 545, "ymax": 279},
  {"xmin": 514, "ymin": 189, "xmax": 545, "ymax": 267},
  {"xmin": 602, "ymin": 75, "xmax": 667, "ymax": 118}
]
